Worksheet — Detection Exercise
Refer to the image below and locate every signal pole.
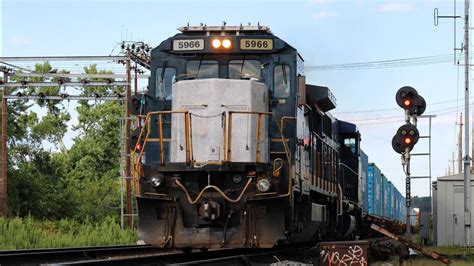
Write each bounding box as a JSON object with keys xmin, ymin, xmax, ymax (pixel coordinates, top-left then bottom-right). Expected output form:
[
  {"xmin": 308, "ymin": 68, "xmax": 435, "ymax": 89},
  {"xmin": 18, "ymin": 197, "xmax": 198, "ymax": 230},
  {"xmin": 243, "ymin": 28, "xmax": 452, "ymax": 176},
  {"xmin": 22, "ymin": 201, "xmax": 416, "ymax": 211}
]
[
  {"xmin": 463, "ymin": 0, "xmax": 471, "ymax": 248},
  {"xmin": 393, "ymin": 86, "xmax": 426, "ymax": 241},
  {"xmin": 404, "ymin": 145, "xmax": 412, "ymax": 240}
]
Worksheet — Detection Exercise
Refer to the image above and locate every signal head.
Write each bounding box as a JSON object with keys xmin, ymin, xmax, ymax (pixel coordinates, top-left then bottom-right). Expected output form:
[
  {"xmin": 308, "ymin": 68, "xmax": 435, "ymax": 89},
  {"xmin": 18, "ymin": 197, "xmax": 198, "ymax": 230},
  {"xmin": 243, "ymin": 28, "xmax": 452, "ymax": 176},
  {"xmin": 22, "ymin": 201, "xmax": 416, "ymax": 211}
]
[
  {"xmin": 395, "ymin": 86, "xmax": 426, "ymax": 116},
  {"xmin": 392, "ymin": 124, "xmax": 420, "ymax": 154},
  {"xmin": 130, "ymin": 127, "xmax": 145, "ymax": 152}
]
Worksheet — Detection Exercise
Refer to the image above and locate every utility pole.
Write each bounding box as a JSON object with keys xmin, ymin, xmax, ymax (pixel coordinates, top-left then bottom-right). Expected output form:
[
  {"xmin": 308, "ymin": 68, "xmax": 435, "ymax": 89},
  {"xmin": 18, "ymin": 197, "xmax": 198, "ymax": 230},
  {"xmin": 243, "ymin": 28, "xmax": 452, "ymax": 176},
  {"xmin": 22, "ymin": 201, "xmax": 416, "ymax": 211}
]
[
  {"xmin": 0, "ymin": 69, "xmax": 8, "ymax": 218},
  {"xmin": 125, "ymin": 51, "xmax": 132, "ymax": 228},
  {"xmin": 472, "ymin": 107, "xmax": 474, "ymax": 173},
  {"xmin": 463, "ymin": 0, "xmax": 471, "ymax": 247},
  {"xmin": 459, "ymin": 113, "xmax": 463, "ymax": 174}
]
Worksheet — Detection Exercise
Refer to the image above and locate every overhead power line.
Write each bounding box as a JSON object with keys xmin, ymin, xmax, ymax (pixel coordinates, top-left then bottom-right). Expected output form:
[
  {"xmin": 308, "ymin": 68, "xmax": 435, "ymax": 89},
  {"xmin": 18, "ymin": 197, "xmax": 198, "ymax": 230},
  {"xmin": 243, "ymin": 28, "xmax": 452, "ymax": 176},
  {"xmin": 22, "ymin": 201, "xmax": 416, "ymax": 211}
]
[
  {"xmin": 306, "ymin": 53, "xmax": 459, "ymax": 71},
  {"xmin": 334, "ymin": 97, "xmax": 469, "ymax": 114}
]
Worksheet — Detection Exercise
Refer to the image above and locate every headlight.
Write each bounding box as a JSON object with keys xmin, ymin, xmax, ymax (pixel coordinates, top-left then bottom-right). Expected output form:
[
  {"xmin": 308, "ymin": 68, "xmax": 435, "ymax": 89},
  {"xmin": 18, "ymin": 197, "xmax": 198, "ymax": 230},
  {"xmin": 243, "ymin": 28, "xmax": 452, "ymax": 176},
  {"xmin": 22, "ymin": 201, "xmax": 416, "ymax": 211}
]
[
  {"xmin": 211, "ymin": 39, "xmax": 221, "ymax": 48},
  {"xmin": 222, "ymin": 39, "xmax": 232, "ymax": 48},
  {"xmin": 256, "ymin": 179, "xmax": 271, "ymax": 192},
  {"xmin": 232, "ymin": 174, "xmax": 242, "ymax": 184},
  {"xmin": 150, "ymin": 176, "xmax": 163, "ymax": 188}
]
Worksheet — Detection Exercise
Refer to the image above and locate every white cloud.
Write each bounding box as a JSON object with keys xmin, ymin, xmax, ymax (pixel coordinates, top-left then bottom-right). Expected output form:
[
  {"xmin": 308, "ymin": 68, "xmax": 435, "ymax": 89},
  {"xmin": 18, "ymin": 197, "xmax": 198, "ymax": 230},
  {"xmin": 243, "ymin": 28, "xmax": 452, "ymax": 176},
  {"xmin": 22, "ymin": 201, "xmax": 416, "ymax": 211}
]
[
  {"xmin": 7, "ymin": 36, "xmax": 30, "ymax": 45},
  {"xmin": 376, "ymin": 3, "xmax": 414, "ymax": 13},
  {"xmin": 311, "ymin": 11, "xmax": 338, "ymax": 21}
]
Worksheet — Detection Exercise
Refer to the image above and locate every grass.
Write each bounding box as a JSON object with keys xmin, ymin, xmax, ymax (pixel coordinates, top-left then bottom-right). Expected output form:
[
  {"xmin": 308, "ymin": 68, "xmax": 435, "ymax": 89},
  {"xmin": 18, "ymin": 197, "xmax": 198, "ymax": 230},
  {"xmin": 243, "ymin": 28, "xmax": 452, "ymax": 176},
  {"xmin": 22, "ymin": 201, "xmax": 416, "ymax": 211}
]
[
  {"xmin": 372, "ymin": 245, "xmax": 474, "ymax": 266},
  {"xmin": 373, "ymin": 257, "xmax": 472, "ymax": 266},
  {"xmin": 0, "ymin": 216, "xmax": 137, "ymax": 250}
]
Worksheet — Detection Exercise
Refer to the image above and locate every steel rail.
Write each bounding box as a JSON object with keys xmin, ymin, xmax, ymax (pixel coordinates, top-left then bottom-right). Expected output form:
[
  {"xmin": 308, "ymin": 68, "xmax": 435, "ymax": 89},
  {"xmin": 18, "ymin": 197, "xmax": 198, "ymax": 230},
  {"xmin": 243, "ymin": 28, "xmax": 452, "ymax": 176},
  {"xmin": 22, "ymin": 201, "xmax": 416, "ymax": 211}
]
[
  {"xmin": 0, "ymin": 244, "xmax": 155, "ymax": 264},
  {"xmin": 0, "ymin": 243, "xmax": 317, "ymax": 264},
  {"xmin": 70, "ymin": 244, "xmax": 316, "ymax": 265}
]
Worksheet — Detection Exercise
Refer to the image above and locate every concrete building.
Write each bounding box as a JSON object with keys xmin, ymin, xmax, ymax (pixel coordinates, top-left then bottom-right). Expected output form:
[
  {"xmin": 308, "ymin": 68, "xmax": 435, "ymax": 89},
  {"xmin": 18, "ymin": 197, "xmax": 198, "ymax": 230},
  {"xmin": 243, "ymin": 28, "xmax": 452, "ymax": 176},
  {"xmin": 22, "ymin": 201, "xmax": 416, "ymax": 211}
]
[{"xmin": 432, "ymin": 174, "xmax": 474, "ymax": 246}]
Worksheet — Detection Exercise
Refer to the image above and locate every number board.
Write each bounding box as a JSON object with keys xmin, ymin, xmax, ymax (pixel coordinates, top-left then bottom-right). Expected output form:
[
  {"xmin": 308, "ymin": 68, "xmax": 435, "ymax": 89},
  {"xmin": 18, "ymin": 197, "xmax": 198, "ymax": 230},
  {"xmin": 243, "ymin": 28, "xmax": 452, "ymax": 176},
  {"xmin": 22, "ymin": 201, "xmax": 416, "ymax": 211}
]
[
  {"xmin": 173, "ymin": 39, "xmax": 204, "ymax": 51},
  {"xmin": 240, "ymin": 39, "xmax": 273, "ymax": 50}
]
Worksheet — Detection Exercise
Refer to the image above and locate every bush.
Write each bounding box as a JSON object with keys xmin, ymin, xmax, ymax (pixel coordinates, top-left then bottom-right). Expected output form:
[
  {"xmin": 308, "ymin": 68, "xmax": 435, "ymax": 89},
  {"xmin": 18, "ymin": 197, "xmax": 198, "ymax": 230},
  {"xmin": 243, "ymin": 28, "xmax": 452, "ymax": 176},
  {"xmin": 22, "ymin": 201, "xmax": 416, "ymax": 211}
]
[{"xmin": 0, "ymin": 216, "xmax": 137, "ymax": 250}]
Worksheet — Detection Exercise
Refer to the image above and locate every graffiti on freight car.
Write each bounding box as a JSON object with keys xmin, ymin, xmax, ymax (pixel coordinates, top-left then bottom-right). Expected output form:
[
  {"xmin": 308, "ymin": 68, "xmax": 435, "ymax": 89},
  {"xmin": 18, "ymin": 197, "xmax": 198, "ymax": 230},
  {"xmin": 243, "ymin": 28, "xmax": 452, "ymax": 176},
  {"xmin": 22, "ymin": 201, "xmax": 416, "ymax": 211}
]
[{"xmin": 320, "ymin": 241, "xmax": 369, "ymax": 266}]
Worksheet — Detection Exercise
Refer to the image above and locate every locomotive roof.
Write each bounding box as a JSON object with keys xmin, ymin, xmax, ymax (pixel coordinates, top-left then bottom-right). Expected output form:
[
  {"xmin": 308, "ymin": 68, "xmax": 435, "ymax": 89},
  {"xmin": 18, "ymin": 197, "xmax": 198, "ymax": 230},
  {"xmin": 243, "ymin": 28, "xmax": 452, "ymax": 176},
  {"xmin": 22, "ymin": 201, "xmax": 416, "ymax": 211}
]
[{"xmin": 178, "ymin": 24, "xmax": 272, "ymax": 35}]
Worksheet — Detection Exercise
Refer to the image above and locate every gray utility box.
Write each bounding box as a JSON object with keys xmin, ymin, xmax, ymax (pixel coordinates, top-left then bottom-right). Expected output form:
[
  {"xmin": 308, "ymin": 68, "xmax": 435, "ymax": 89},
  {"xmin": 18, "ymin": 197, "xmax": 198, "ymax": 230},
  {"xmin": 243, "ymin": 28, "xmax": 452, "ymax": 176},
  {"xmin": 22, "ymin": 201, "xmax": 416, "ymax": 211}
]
[
  {"xmin": 432, "ymin": 174, "xmax": 474, "ymax": 246},
  {"xmin": 171, "ymin": 79, "xmax": 269, "ymax": 164}
]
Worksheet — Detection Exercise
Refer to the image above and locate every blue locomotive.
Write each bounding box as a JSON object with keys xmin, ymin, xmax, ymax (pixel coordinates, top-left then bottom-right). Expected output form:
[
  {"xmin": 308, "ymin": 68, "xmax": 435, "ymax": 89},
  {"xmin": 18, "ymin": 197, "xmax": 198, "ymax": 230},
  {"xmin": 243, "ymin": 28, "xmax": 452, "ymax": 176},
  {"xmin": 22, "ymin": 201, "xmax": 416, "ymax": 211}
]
[{"xmin": 130, "ymin": 24, "xmax": 407, "ymax": 248}]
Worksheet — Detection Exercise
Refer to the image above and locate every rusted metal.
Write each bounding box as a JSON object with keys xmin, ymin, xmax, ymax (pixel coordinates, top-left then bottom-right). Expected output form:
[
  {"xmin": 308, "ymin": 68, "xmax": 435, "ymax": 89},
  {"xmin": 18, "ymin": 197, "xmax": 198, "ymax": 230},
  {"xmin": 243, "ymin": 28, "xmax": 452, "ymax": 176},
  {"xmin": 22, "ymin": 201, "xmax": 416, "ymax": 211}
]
[
  {"xmin": 124, "ymin": 53, "xmax": 132, "ymax": 228},
  {"xmin": 256, "ymin": 113, "xmax": 262, "ymax": 163},
  {"xmin": 370, "ymin": 224, "xmax": 450, "ymax": 265},
  {"xmin": 320, "ymin": 240, "xmax": 369, "ymax": 266},
  {"xmin": 222, "ymin": 113, "xmax": 227, "ymax": 161},
  {"xmin": 0, "ymin": 71, "xmax": 8, "ymax": 218},
  {"xmin": 174, "ymin": 178, "xmax": 252, "ymax": 204},
  {"xmin": 158, "ymin": 114, "xmax": 164, "ymax": 166},
  {"xmin": 184, "ymin": 112, "xmax": 191, "ymax": 165},
  {"xmin": 198, "ymin": 201, "xmax": 220, "ymax": 221},
  {"xmin": 227, "ymin": 112, "xmax": 233, "ymax": 161}
]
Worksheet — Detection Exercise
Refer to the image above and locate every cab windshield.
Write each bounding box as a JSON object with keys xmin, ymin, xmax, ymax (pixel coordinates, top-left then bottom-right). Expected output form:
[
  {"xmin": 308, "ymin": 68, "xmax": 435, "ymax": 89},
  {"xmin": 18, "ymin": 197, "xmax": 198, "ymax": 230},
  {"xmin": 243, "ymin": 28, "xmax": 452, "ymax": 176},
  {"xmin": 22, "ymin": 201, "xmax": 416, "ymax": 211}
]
[
  {"xmin": 186, "ymin": 60, "xmax": 218, "ymax": 79},
  {"xmin": 228, "ymin": 60, "xmax": 261, "ymax": 80}
]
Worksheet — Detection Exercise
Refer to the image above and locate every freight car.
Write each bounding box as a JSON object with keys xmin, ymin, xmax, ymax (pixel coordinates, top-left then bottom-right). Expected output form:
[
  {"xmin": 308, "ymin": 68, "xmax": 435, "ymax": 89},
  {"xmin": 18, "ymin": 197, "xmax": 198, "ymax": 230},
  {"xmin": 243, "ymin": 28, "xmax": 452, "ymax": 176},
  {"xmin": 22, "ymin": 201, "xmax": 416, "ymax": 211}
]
[
  {"xmin": 129, "ymin": 24, "xmax": 406, "ymax": 249},
  {"xmin": 362, "ymin": 157, "xmax": 406, "ymax": 226}
]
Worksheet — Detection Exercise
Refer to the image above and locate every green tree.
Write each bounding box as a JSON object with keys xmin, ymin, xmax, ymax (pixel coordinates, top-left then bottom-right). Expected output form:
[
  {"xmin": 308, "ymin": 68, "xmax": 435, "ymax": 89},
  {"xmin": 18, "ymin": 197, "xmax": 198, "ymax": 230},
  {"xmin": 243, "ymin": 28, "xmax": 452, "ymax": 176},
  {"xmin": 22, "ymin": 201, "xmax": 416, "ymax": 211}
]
[
  {"xmin": 5, "ymin": 62, "xmax": 125, "ymax": 223},
  {"xmin": 65, "ymin": 64, "xmax": 124, "ymax": 222},
  {"xmin": 6, "ymin": 62, "xmax": 72, "ymax": 217}
]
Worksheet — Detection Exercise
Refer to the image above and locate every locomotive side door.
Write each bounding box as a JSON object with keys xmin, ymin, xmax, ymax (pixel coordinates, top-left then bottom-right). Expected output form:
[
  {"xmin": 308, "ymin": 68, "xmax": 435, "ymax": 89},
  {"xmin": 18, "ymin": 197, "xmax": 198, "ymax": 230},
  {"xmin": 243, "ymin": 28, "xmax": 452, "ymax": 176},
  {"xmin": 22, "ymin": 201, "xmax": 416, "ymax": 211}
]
[{"xmin": 296, "ymin": 105, "xmax": 310, "ymax": 195}]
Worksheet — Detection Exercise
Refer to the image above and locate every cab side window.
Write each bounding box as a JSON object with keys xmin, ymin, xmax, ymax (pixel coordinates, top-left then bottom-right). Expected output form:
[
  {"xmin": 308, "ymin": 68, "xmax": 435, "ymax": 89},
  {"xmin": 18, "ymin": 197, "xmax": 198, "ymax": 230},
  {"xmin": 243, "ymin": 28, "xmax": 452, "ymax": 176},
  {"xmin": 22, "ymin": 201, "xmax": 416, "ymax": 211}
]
[
  {"xmin": 274, "ymin": 64, "xmax": 291, "ymax": 98},
  {"xmin": 156, "ymin": 67, "xmax": 176, "ymax": 99}
]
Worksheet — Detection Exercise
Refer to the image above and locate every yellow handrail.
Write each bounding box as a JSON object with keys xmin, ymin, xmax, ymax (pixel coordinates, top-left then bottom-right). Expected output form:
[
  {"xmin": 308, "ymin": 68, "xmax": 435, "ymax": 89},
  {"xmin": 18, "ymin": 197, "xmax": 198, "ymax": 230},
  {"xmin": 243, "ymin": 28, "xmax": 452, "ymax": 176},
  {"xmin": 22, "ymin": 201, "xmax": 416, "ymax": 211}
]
[
  {"xmin": 131, "ymin": 109, "xmax": 296, "ymax": 203},
  {"xmin": 131, "ymin": 110, "xmax": 191, "ymax": 195}
]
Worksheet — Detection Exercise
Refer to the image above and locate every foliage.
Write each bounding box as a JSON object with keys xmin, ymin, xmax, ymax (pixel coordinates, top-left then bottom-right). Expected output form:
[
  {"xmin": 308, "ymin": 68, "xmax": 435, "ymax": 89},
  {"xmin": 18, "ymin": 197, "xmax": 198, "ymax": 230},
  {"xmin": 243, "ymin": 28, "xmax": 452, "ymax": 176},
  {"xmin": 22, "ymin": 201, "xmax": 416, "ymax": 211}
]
[
  {"xmin": 5, "ymin": 62, "xmax": 125, "ymax": 224},
  {"xmin": 0, "ymin": 216, "xmax": 136, "ymax": 250},
  {"xmin": 412, "ymin": 196, "xmax": 431, "ymax": 213}
]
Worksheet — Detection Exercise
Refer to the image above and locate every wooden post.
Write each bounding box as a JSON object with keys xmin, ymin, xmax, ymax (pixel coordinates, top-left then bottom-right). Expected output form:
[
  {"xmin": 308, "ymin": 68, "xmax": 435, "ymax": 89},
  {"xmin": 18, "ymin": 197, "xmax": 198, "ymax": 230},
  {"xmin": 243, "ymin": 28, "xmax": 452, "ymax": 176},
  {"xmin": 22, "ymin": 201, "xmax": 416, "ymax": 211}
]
[
  {"xmin": 371, "ymin": 224, "xmax": 450, "ymax": 265},
  {"xmin": 125, "ymin": 52, "xmax": 132, "ymax": 228}
]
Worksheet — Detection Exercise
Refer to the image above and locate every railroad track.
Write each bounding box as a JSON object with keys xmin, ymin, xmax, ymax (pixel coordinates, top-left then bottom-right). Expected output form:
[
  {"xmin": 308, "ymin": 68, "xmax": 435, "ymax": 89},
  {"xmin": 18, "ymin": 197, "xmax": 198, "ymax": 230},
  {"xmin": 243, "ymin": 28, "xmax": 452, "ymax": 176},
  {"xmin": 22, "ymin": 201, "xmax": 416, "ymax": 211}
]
[
  {"xmin": 0, "ymin": 244, "xmax": 168, "ymax": 264},
  {"xmin": 0, "ymin": 244, "xmax": 318, "ymax": 265}
]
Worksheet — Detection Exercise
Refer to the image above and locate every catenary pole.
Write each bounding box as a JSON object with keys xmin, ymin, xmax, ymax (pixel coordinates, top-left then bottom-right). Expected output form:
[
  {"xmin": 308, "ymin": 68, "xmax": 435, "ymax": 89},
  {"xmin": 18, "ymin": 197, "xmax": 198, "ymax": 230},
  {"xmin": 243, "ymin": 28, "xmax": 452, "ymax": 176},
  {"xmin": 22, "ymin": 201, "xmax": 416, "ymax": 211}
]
[{"xmin": 0, "ymin": 70, "xmax": 8, "ymax": 218}]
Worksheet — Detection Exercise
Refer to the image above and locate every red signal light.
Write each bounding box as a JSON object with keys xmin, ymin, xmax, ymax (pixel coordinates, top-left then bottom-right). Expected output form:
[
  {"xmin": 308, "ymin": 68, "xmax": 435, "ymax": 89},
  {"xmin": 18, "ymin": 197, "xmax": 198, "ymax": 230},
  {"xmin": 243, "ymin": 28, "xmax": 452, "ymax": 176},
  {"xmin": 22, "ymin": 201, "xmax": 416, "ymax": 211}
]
[
  {"xmin": 136, "ymin": 143, "xmax": 142, "ymax": 151},
  {"xmin": 404, "ymin": 137, "xmax": 412, "ymax": 145},
  {"xmin": 403, "ymin": 99, "xmax": 411, "ymax": 107}
]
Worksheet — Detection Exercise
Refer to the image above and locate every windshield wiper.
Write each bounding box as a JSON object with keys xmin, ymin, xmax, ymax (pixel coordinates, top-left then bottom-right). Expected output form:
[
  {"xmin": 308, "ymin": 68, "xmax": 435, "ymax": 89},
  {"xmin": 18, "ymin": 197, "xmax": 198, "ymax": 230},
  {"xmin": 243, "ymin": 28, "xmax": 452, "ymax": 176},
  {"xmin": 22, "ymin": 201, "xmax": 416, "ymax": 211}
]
[
  {"xmin": 282, "ymin": 65, "xmax": 288, "ymax": 85},
  {"xmin": 196, "ymin": 56, "xmax": 203, "ymax": 79},
  {"xmin": 239, "ymin": 57, "xmax": 246, "ymax": 78}
]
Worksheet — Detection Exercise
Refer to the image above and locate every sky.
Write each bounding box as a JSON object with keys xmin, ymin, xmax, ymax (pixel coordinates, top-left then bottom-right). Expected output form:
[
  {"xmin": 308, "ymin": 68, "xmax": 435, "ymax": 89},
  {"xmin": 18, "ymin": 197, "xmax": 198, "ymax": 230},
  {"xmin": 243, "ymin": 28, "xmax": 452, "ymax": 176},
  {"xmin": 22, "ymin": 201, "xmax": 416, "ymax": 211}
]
[{"xmin": 1, "ymin": 0, "xmax": 470, "ymax": 197}]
